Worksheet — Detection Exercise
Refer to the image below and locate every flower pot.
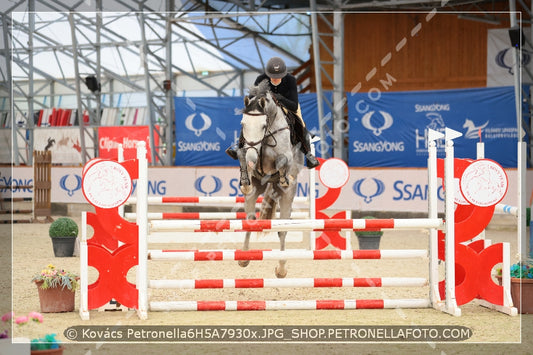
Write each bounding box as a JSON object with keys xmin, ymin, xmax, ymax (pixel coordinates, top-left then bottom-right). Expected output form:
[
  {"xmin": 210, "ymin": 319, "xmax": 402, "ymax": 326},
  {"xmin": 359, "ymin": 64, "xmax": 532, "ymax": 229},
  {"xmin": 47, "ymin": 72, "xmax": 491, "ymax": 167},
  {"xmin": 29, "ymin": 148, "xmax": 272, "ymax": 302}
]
[
  {"xmin": 50, "ymin": 236, "xmax": 76, "ymax": 257},
  {"xmin": 31, "ymin": 347, "xmax": 63, "ymax": 355},
  {"xmin": 355, "ymin": 232, "xmax": 383, "ymax": 250},
  {"xmin": 35, "ymin": 281, "xmax": 75, "ymax": 313},
  {"xmin": 496, "ymin": 276, "xmax": 533, "ymax": 314},
  {"xmin": 510, "ymin": 277, "xmax": 533, "ymax": 314}
]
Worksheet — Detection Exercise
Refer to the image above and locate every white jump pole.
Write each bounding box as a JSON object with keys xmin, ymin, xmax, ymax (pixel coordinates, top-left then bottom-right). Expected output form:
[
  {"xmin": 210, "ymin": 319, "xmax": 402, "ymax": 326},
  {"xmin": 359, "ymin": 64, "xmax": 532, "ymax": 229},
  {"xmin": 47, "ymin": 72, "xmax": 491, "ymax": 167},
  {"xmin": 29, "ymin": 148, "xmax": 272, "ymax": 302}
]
[
  {"xmin": 476, "ymin": 141, "xmax": 486, "ymax": 242},
  {"xmin": 127, "ymin": 196, "xmax": 309, "ymax": 205},
  {"xmin": 150, "ymin": 299, "xmax": 431, "ymax": 312},
  {"xmin": 148, "ymin": 277, "xmax": 428, "ymax": 289},
  {"xmin": 124, "ymin": 211, "xmax": 310, "ymax": 220},
  {"xmin": 79, "ymin": 212, "xmax": 89, "ymax": 320},
  {"xmin": 518, "ymin": 141, "xmax": 527, "ymax": 258},
  {"xmin": 427, "ymin": 129, "xmax": 443, "ymax": 309},
  {"xmin": 136, "ymin": 142, "xmax": 148, "ymax": 320},
  {"xmin": 443, "ymin": 128, "xmax": 461, "ymax": 316},
  {"xmin": 148, "ymin": 249, "xmax": 428, "ymax": 261},
  {"xmin": 309, "ymin": 136, "xmax": 318, "ymax": 250},
  {"xmin": 148, "ymin": 218, "xmax": 443, "ymax": 233}
]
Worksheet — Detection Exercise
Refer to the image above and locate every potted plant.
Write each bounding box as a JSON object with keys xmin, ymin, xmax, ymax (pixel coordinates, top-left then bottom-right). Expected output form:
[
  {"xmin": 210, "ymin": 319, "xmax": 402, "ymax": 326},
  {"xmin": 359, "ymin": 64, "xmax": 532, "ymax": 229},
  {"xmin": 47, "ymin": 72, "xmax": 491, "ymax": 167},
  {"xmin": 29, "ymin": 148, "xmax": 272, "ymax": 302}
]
[
  {"xmin": 496, "ymin": 259, "xmax": 533, "ymax": 314},
  {"xmin": 354, "ymin": 216, "xmax": 383, "ymax": 250},
  {"xmin": 49, "ymin": 217, "xmax": 78, "ymax": 257},
  {"xmin": 32, "ymin": 264, "xmax": 78, "ymax": 313},
  {"xmin": 31, "ymin": 333, "xmax": 63, "ymax": 355}
]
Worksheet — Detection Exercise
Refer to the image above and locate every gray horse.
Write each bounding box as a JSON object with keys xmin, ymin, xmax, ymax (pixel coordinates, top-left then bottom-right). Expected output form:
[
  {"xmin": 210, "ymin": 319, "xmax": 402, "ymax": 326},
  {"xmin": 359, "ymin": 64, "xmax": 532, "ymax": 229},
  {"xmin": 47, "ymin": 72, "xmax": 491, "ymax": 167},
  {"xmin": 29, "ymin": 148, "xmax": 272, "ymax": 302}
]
[{"xmin": 237, "ymin": 80, "xmax": 304, "ymax": 278}]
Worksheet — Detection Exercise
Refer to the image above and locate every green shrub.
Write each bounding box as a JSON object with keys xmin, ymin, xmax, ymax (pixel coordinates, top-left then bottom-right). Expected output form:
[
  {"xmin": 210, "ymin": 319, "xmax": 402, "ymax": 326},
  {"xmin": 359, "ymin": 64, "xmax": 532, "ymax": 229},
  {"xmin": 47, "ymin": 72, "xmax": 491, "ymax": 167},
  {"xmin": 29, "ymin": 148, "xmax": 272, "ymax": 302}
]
[{"xmin": 48, "ymin": 217, "xmax": 78, "ymax": 238}]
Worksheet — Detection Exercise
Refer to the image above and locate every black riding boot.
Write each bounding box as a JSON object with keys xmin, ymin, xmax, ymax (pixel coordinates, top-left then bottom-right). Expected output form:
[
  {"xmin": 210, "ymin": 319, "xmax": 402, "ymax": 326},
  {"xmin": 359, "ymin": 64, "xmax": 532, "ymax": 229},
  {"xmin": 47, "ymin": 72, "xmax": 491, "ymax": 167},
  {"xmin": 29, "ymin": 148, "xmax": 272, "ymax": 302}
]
[
  {"xmin": 225, "ymin": 132, "xmax": 243, "ymax": 160},
  {"xmin": 300, "ymin": 132, "xmax": 320, "ymax": 169}
]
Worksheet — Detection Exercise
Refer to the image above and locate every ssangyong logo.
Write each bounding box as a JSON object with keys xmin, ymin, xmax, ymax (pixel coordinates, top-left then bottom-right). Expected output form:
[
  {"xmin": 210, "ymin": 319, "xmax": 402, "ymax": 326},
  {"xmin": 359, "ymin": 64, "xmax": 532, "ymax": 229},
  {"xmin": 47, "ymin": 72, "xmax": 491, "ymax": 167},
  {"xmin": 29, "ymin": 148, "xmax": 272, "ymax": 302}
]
[
  {"xmin": 353, "ymin": 110, "xmax": 404, "ymax": 153},
  {"xmin": 60, "ymin": 174, "xmax": 82, "ymax": 197},
  {"xmin": 352, "ymin": 178, "xmax": 385, "ymax": 203},
  {"xmin": 185, "ymin": 112, "xmax": 212, "ymax": 136},
  {"xmin": 195, "ymin": 175, "xmax": 222, "ymax": 196},
  {"xmin": 495, "ymin": 48, "xmax": 531, "ymax": 74},
  {"xmin": 361, "ymin": 110, "xmax": 393, "ymax": 136}
]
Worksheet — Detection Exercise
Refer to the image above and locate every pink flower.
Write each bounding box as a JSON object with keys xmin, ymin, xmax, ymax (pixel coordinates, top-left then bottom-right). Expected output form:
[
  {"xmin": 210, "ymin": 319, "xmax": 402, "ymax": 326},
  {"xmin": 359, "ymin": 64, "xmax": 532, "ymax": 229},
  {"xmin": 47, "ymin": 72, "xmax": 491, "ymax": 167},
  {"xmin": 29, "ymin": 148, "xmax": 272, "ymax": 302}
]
[
  {"xmin": 1, "ymin": 312, "xmax": 14, "ymax": 323},
  {"xmin": 28, "ymin": 312, "xmax": 43, "ymax": 323},
  {"xmin": 15, "ymin": 316, "xmax": 28, "ymax": 325}
]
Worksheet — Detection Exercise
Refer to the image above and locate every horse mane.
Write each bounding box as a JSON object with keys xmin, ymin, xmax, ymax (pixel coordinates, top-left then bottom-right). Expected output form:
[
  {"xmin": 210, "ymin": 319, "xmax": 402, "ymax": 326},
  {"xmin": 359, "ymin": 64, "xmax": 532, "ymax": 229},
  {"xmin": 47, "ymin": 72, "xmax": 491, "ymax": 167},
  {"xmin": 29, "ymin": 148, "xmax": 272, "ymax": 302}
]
[
  {"xmin": 244, "ymin": 79, "xmax": 277, "ymax": 117},
  {"xmin": 248, "ymin": 79, "xmax": 270, "ymax": 97}
]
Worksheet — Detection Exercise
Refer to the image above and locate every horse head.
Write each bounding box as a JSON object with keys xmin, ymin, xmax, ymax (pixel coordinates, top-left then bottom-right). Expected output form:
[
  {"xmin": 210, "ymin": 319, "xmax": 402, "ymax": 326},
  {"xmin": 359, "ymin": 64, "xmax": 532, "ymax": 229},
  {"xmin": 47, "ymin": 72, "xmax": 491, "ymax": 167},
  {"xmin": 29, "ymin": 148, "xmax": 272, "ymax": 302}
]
[
  {"xmin": 240, "ymin": 80, "xmax": 279, "ymax": 168},
  {"xmin": 463, "ymin": 118, "xmax": 474, "ymax": 129}
]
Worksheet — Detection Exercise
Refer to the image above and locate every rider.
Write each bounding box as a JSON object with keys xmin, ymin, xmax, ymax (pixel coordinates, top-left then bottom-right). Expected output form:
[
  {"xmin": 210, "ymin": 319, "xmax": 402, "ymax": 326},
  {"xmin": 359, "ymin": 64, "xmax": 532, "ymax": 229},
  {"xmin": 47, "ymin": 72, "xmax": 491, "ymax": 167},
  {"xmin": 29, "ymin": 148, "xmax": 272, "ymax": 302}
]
[{"xmin": 225, "ymin": 56, "xmax": 320, "ymax": 169}]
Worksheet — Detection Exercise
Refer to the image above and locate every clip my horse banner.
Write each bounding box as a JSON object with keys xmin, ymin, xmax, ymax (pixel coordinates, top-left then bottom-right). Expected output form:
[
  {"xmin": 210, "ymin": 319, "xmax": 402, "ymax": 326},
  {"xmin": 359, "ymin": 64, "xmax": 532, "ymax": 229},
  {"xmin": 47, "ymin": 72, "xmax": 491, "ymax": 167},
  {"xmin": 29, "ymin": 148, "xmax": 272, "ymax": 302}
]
[
  {"xmin": 347, "ymin": 86, "xmax": 520, "ymax": 168},
  {"xmin": 174, "ymin": 93, "xmax": 328, "ymax": 166}
]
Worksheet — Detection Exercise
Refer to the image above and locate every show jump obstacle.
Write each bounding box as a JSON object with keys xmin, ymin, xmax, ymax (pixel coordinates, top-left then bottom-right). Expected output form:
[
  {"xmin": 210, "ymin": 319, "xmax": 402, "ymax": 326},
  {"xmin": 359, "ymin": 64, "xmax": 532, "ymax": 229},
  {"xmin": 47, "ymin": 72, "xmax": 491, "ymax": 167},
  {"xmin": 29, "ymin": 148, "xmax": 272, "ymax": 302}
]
[
  {"xmin": 0, "ymin": 150, "xmax": 53, "ymax": 224},
  {"xmin": 79, "ymin": 129, "xmax": 517, "ymax": 320}
]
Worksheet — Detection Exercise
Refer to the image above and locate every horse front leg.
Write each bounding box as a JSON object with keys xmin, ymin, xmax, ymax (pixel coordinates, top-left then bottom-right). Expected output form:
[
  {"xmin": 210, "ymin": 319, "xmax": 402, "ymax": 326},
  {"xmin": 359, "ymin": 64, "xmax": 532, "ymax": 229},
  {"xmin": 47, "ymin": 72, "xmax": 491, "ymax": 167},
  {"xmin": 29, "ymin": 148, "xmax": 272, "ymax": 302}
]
[
  {"xmin": 274, "ymin": 187, "xmax": 294, "ymax": 278},
  {"xmin": 239, "ymin": 184, "xmax": 261, "ymax": 268},
  {"xmin": 275, "ymin": 231, "xmax": 287, "ymax": 278},
  {"xmin": 238, "ymin": 231, "xmax": 252, "ymax": 268},
  {"xmin": 238, "ymin": 148, "xmax": 253, "ymax": 195},
  {"xmin": 276, "ymin": 154, "xmax": 290, "ymax": 187}
]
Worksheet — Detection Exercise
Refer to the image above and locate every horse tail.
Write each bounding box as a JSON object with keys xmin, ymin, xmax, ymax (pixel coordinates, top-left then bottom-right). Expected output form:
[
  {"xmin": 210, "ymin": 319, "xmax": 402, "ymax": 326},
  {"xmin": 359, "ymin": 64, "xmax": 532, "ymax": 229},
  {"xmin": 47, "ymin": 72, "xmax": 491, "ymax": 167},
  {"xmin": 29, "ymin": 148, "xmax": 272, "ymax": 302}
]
[{"xmin": 260, "ymin": 187, "xmax": 277, "ymax": 220}]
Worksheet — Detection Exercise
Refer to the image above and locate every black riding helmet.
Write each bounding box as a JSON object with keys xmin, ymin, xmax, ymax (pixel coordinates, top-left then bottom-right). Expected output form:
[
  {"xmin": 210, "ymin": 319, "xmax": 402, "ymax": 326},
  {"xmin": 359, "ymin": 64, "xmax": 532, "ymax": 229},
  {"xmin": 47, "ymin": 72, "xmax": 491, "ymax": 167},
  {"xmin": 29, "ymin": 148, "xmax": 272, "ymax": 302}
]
[{"xmin": 265, "ymin": 57, "xmax": 287, "ymax": 79}]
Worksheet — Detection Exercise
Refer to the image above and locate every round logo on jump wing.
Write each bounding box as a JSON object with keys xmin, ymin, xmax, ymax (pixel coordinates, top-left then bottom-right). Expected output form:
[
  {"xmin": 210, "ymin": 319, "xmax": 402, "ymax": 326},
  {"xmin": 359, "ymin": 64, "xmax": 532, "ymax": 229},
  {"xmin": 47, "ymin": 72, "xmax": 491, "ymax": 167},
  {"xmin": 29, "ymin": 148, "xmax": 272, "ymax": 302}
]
[
  {"xmin": 319, "ymin": 158, "xmax": 349, "ymax": 189},
  {"xmin": 459, "ymin": 159, "xmax": 508, "ymax": 207},
  {"xmin": 82, "ymin": 160, "xmax": 132, "ymax": 209}
]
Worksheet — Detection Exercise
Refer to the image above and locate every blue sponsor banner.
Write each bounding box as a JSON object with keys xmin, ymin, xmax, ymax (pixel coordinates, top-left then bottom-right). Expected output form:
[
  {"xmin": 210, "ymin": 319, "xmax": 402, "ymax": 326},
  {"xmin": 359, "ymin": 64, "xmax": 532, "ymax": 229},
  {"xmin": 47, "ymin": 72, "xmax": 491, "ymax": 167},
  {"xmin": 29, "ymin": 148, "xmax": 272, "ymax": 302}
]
[
  {"xmin": 175, "ymin": 93, "xmax": 330, "ymax": 166},
  {"xmin": 299, "ymin": 92, "xmax": 332, "ymax": 157},
  {"xmin": 347, "ymin": 86, "xmax": 521, "ymax": 168},
  {"xmin": 175, "ymin": 96, "xmax": 242, "ymax": 166}
]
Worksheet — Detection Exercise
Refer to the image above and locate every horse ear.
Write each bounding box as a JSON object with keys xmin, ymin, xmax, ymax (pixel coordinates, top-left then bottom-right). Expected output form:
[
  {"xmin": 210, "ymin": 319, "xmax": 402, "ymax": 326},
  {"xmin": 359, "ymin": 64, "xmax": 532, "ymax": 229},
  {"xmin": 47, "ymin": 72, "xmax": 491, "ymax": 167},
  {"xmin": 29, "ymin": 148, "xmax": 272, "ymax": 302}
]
[
  {"xmin": 244, "ymin": 96, "xmax": 250, "ymax": 107},
  {"xmin": 259, "ymin": 97, "xmax": 266, "ymax": 109}
]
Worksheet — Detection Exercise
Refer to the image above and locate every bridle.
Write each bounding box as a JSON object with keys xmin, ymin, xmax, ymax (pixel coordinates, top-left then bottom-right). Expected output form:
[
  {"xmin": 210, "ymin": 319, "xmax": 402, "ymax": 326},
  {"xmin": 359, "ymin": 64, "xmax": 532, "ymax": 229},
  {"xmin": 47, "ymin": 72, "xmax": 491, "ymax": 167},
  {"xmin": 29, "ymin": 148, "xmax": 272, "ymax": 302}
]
[{"xmin": 241, "ymin": 96, "xmax": 289, "ymax": 176}]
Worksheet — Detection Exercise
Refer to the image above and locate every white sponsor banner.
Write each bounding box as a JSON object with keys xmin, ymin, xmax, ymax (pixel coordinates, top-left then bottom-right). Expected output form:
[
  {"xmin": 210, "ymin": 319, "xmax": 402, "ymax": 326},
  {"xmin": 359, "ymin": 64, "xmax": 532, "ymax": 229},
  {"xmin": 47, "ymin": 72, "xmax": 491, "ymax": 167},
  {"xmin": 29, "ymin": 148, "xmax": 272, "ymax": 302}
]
[
  {"xmin": 6, "ymin": 166, "xmax": 531, "ymax": 214},
  {"xmin": 487, "ymin": 27, "xmax": 532, "ymax": 87},
  {"xmin": 33, "ymin": 127, "xmax": 95, "ymax": 164}
]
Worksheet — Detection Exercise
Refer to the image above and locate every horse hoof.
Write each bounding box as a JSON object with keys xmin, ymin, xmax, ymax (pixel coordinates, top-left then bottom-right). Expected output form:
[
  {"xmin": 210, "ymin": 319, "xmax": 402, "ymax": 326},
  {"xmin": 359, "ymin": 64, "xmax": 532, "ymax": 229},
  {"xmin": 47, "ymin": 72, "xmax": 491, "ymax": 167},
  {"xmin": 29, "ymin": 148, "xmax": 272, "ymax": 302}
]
[
  {"xmin": 239, "ymin": 260, "xmax": 250, "ymax": 268},
  {"xmin": 240, "ymin": 185, "xmax": 252, "ymax": 195},
  {"xmin": 275, "ymin": 266, "xmax": 287, "ymax": 278}
]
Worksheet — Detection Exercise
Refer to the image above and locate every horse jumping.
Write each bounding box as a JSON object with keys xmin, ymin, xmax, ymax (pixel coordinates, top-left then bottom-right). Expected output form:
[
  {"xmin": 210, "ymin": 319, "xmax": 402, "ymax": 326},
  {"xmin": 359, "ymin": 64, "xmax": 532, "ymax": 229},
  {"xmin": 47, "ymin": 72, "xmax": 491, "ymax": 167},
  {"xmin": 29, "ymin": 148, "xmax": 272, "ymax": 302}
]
[{"xmin": 237, "ymin": 80, "xmax": 304, "ymax": 278}]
